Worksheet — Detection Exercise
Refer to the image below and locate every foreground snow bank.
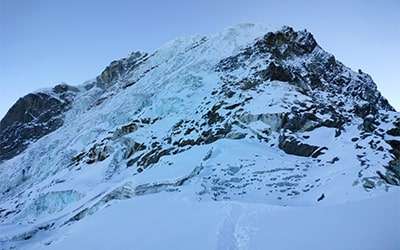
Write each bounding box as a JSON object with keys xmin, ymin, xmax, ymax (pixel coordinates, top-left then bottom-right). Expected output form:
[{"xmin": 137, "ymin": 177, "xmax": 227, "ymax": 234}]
[{"xmin": 32, "ymin": 190, "xmax": 399, "ymax": 250}]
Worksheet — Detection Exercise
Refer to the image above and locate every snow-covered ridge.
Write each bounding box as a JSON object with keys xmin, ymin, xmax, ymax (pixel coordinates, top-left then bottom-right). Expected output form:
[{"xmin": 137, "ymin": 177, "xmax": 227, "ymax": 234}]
[{"xmin": 0, "ymin": 24, "xmax": 399, "ymax": 249}]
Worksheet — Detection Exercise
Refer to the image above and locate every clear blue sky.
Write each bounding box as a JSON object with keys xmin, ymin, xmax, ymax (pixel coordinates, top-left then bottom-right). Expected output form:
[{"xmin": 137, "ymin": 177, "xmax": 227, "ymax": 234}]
[{"xmin": 1, "ymin": 0, "xmax": 399, "ymax": 119}]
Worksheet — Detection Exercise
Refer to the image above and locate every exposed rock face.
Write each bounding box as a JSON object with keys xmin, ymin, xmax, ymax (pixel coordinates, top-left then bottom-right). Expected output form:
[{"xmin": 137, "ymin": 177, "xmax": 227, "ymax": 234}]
[
  {"xmin": 0, "ymin": 84, "xmax": 78, "ymax": 161},
  {"xmin": 387, "ymin": 119, "xmax": 400, "ymax": 137},
  {"xmin": 259, "ymin": 62, "xmax": 295, "ymax": 83},
  {"xmin": 254, "ymin": 26, "xmax": 318, "ymax": 59},
  {"xmin": 279, "ymin": 133, "xmax": 327, "ymax": 158},
  {"xmin": 96, "ymin": 51, "xmax": 147, "ymax": 89},
  {"xmin": 217, "ymin": 27, "xmax": 394, "ymax": 113}
]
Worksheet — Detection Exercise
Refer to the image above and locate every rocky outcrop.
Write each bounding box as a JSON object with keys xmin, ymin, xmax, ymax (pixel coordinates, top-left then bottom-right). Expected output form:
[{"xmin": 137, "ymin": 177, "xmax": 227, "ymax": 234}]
[
  {"xmin": 254, "ymin": 26, "xmax": 317, "ymax": 59},
  {"xmin": 112, "ymin": 122, "xmax": 139, "ymax": 139},
  {"xmin": 0, "ymin": 84, "xmax": 78, "ymax": 161},
  {"xmin": 375, "ymin": 117, "xmax": 400, "ymax": 186},
  {"xmin": 96, "ymin": 51, "xmax": 147, "ymax": 89},
  {"xmin": 384, "ymin": 119, "xmax": 400, "ymax": 159},
  {"xmin": 386, "ymin": 119, "xmax": 400, "ymax": 137},
  {"xmin": 377, "ymin": 159, "xmax": 400, "ymax": 186},
  {"xmin": 85, "ymin": 143, "xmax": 111, "ymax": 164},
  {"xmin": 279, "ymin": 133, "xmax": 327, "ymax": 158},
  {"xmin": 216, "ymin": 26, "xmax": 317, "ymax": 73}
]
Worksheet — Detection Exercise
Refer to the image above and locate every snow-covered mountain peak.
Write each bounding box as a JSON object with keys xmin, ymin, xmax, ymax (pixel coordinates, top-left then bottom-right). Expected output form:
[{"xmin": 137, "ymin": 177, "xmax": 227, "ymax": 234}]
[{"xmin": 0, "ymin": 25, "xmax": 399, "ymax": 249}]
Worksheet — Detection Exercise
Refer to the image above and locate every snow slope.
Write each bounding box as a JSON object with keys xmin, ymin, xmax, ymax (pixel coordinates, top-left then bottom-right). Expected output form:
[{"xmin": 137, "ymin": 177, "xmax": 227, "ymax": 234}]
[{"xmin": 23, "ymin": 190, "xmax": 400, "ymax": 250}]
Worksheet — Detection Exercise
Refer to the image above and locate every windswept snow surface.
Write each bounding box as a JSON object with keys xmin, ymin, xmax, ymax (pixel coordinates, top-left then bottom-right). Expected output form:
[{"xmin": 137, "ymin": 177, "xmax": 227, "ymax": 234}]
[{"xmin": 26, "ymin": 190, "xmax": 400, "ymax": 250}]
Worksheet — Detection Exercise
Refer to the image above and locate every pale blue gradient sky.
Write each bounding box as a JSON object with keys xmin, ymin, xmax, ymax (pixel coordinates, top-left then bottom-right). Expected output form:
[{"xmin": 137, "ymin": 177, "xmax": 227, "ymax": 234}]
[{"xmin": 0, "ymin": 0, "xmax": 399, "ymax": 119}]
